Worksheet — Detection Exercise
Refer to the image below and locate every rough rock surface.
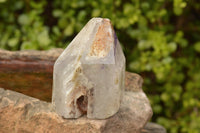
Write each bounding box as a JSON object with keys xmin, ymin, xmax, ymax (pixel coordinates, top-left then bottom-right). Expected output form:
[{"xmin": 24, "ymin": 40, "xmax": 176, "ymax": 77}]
[
  {"xmin": 0, "ymin": 48, "xmax": 63, "ymax": 61},
  {"xmin": 0, "ymin": 82, "xmax": 152, "ymax": 133},
  {"xmin": 141, "ymin": 122, "xmax": 166, "ymax": 133},
  {"xmin": 0, "ymin": 48, "xmax": 63, "ymax": 73},
  {"xmin": 53, "ymin": 18, "xmax": 125, "ymax": 119}
]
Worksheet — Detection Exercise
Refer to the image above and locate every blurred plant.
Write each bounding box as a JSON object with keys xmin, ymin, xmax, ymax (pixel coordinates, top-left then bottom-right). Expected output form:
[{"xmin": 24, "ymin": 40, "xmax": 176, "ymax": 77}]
[{"xmin": 0, "ymin": 0, "xmax": 200, "ymax": 132}]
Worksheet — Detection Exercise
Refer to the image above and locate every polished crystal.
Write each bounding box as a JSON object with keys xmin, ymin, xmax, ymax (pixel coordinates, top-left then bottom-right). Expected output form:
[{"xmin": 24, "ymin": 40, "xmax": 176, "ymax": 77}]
[{"xmin": 52, "ymin": 18, "xmax": 125, "ymax": 119}]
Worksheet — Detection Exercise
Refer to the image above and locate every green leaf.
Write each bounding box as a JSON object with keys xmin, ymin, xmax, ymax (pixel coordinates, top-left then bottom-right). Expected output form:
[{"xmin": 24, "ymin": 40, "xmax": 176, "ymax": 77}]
[
  {"xmin": 18, "ymin": 14, "xmax": 30, "ymax": 25},
  {"xmin": 173, "ymin": 0, "xmax": 187, "ymax": 15},
  {"xmin": 168, "ymin": 42, "xmax": 177, "ymax": 52},
  {"xmin": 58, "ymin": 18, "xmax": 68, "ymax": 29},
  {"xmin": 21, "ymin": 41, "xmax": 38, "ymax": 50},
  {"xmin": 161, "ymin": 93, "xmax": 169, "ymax": 102},
  {"xmin": 8, "ymin": 38, "xmax": 19, "ymax": 48},
  {"xmin": 153, "ymin": 104, "xmax": 162, "ymax": 114},
  {"xmin": 37, "ymin": 30, "xmax": 51, "ymax": 47},
  {"xmin": 0, "ymin": 0, "xmax": 6, "ymax": 3},
  {"xmin": 53, "ymin": 10, "xmax": 63, "ymax": 17},
  {"xmin": 64, "ymin": 25, "xmax": 74, "ymax": 36},
  {"xmin": 92, "ymin": 9, "xmax": 101, "ymax": 17},
  {"xmin": 194, "ymin": 42, "xmax": 200, "ymax": 53}
]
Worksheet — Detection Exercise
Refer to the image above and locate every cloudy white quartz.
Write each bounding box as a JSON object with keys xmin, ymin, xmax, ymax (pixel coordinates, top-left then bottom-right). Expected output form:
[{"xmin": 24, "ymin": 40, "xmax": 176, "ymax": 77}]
[{"xmin": 52, "ymin": 18, "xmax": 125, "ymax": 119}]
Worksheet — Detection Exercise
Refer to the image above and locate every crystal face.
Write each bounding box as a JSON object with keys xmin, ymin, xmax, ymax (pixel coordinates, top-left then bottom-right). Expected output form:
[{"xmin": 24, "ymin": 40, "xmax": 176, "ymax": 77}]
[{"xmin": 52, "ymin": 18, "xmax": 125, "ymax": 119}]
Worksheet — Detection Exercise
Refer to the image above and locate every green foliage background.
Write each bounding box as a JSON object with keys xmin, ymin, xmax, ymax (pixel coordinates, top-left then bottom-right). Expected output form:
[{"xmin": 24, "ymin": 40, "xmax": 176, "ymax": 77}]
[{"xmin": 0, "ymin": 0, "xmax": 200, "ymax": 132}]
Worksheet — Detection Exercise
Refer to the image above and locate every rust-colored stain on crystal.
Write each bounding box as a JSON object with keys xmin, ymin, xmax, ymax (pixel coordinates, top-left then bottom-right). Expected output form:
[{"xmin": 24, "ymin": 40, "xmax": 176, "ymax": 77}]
[{"xmin": 89, "ymin": 19, "xmax": 113, "ymax": 57}]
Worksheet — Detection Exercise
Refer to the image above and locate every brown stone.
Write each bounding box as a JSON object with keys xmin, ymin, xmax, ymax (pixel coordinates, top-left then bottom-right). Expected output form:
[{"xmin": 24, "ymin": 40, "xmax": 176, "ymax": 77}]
[
  {"xmin": 0, "ymin": 48, "xmax": 144, "ymax": 102},
  {"xmin": 125, "ymin": 71, "xmax": 143, "ymax": 92},
  {"xmin": 0, "ymin": 87, "xmax": 152, "ymax": 133},
  {"xmin": 142, "ymin": 122, "xmax": 166, "ymax": 133},
  {"xmin": 0, "ymin": 48, "xmax": 63, "ymax": 61}
]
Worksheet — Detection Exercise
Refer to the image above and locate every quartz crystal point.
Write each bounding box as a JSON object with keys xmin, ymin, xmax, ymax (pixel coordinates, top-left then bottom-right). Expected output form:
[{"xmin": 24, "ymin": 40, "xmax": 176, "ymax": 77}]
[{"xmin": 52, "ymin": 18, "xmax": 125, "ymax": 119}]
